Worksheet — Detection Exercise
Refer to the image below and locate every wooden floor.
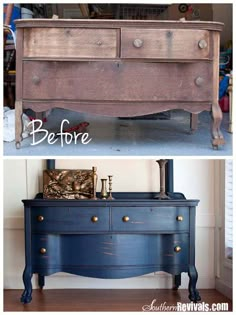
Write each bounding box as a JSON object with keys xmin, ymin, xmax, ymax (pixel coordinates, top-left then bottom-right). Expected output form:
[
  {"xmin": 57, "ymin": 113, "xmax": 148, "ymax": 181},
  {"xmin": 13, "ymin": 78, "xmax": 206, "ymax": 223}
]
[{"xmin": 4, "ymin": 289, "xmax": 232, "ymax": 312}]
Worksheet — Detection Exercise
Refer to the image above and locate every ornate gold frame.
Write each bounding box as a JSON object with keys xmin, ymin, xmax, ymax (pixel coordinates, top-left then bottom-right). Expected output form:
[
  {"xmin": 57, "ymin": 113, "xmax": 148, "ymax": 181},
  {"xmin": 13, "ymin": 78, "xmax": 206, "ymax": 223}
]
[{"xmin": 43, "ymin": 167, "xmax": 97, "ymax": 199}]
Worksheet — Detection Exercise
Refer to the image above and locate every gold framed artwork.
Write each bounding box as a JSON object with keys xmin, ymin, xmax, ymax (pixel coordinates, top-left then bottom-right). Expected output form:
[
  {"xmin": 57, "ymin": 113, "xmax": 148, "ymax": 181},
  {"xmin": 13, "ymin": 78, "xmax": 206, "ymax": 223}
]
[{"xmin": 43, "ymin": 167, "xmax": 97, "ymax": 199}]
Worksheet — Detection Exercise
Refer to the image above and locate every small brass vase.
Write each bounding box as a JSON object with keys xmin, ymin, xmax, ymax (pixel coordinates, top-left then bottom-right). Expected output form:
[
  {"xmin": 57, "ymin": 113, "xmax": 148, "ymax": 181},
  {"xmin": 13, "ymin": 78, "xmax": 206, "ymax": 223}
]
[{"xmin": 100, "ymin": 179, "xmax": 108, "ymax": 199}]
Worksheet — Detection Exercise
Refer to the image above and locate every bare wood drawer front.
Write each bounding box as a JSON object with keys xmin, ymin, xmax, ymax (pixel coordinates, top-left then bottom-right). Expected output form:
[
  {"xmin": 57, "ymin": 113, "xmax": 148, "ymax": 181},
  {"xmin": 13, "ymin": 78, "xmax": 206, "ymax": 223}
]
[
  {"xmin": 23, "ymin": 61, "xmax": 213, "ymax": 101},
  {"xmin": 23, "ymin": 28, "xmax": 118, "ymax": 58},
  {"xmin": 121, "ymin": 28, "xmax": 210, "ymax": 59}
]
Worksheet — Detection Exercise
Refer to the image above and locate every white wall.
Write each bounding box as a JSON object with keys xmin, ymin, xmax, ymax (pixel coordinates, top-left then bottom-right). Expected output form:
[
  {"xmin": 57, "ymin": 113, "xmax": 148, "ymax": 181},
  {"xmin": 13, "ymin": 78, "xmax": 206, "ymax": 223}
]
[{"xmin": 4, "ymin": 158, "xmax": 223, "ymax": 289}]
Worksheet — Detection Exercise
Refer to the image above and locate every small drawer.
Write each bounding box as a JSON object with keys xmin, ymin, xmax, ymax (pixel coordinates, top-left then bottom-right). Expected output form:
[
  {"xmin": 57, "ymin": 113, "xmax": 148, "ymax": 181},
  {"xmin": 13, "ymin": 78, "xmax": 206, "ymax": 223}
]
[
  {"xmin": 31, "ymin": 206, "xmax": 109, "ymax": 233},
  {"xmin": 23, "ymin": 28, "xmax": 118, "ymax": 58},
  {"xmin": 121, "ymin": 28, "xmax": 210, "ymax": 60},
  {"xmin": 111, "ymin": 207, "xmax": 189, "ymax": 232}
]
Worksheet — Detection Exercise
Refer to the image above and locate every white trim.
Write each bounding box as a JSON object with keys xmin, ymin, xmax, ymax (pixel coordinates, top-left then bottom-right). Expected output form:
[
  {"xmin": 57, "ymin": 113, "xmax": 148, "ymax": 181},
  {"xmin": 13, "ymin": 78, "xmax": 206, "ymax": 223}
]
[
  {"xmin": 4, "ymin": 217, "xmax": 24, "ymax": 230},
  {"xmin": 215, "ymin": 278, "xmax": 232, "ymax": 300}
]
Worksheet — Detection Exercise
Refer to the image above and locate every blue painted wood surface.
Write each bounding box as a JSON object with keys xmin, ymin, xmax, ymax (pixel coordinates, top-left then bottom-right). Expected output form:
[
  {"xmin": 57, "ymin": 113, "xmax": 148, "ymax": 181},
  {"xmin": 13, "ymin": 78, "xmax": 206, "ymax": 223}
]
[{"xmin": 21, "ymin": 192, "xmax": 201, "ymax": 303}]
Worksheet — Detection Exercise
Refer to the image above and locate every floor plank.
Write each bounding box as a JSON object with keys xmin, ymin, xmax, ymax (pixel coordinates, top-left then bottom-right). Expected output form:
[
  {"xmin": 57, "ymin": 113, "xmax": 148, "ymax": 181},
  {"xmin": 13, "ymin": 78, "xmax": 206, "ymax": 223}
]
[{"xmin": 4, "ymin": 289, "xmax": 232, "ymax": 312}]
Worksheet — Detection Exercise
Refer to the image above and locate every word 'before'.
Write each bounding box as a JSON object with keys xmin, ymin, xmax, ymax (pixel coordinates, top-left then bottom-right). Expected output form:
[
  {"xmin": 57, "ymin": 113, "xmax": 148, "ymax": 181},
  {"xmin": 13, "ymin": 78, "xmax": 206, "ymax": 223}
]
[{"xmin": 29, "ymin": 119, "xmax": 92, "ymax": 147}]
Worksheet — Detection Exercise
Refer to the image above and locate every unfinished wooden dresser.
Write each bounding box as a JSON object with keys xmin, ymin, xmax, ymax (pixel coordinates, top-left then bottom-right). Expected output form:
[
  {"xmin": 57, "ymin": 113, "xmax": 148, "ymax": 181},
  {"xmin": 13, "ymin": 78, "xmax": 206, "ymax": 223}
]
[{"xmin": 15, "ymin": 19, "xmax": 224, "ymax": 149}]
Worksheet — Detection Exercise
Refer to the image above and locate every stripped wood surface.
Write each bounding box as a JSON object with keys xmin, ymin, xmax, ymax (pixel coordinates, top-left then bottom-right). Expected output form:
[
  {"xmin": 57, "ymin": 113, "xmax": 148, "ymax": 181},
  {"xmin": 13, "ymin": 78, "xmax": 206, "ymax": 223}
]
[
  {"xmin": 23, "ymin": 61, "xmax": 213, "ymax": 102},
  {"xmin": 23, "ymin": 28, "xmax": 118, "ymax": 58},
  {"xmin": 121, "ymin": 28, "xmax": 210, "ymax": 60}
]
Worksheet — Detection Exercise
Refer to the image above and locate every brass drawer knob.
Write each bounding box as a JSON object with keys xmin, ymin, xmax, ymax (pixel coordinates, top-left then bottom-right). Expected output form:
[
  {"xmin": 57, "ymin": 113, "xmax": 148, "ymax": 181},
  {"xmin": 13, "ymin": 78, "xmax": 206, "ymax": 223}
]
[
  {"xmin": 133, "ymin": 39, "xmax": 143, "ymax": 48},
  {"xmin": 37, "ymin": 215, "xmax": 44, "ymax": 222},
  {"xmin": 122, "ymin": 216, "xmax": 130, "ymax": 222},
  {"xmin": 195, "ymin": 76, "xmax": 204, "ymax": 87},
  {"xmin": 198, "ymin": 39, "xmax": 208, "ymax": 49},
  {"xmin": 176, "ymin": 215, "xmax": 183, "ymax": 221},
  {"xmin": 91, "ymin": 216, "xmax": 98, "ymax": 223},
  {"xmin": 40, "ymin": 248, "xmax": 47, "ymax": 254},
  {"xmin": 174, "ymin": 246, "xmax": 182, "ymax": 253},
  {"xmin": 32, "ymin": 75, "xmax": 41, "ymax": 85}
]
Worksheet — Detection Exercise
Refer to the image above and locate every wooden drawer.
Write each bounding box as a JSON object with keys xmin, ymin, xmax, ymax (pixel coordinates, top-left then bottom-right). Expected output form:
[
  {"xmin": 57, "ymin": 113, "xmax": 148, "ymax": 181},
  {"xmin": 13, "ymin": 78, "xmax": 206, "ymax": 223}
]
[
  {"xmin": 111, "ymin": 207, "xmax": 189, "ymax": 232},
  {"xmin": 31, "ymin": 206, "xmax": 109, "ymax": 233},
  {"xmin": 121, "ymin": 28, "xmax": 210, "ymax": 60},
  {"xmin": 32, "ymin": 234, "xmax": 189, "ymax": 276},
  {"xmin": 23, "ymin": 28, "xmax": 118, "ymax": 58},
  {"xmin": 23, "ymin": 60, "xmax": 213, "ymax": 102}
]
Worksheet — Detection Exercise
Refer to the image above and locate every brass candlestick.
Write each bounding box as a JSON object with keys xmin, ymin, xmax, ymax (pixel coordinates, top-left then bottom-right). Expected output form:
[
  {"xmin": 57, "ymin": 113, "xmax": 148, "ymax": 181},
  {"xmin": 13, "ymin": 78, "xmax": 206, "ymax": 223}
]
[
  {"xmin": 107, "ymin": 175, "xmax": 114, "ymax": 200},
  {"xmin": 155, "ymin": 159, "xmax": 170, "ymax": 200},
  {"xmin": 91, "ymin": 166, "xmax": 98, "ymax": 200},
  {"xmin": 100, "ymin": 179, "xmax": 108, "ymax": 199}
]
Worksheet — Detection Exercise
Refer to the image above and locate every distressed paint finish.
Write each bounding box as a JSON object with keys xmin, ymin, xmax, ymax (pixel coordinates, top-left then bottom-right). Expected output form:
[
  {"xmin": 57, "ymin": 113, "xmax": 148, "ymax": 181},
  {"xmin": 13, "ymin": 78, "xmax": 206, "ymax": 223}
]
[
  {"xmin": 14, "ymin": 19, "xmax": 224, "ymax": 149},
  {"xmin": 21, "ymin": 192, "xmax": 200, "ymax": 303}
]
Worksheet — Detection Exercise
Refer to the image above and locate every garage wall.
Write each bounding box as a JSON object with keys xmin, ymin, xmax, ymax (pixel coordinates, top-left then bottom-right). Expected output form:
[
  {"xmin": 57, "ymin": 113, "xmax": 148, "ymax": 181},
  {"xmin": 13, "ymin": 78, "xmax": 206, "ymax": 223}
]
[{"xmin": 4, "ymin": 159, "xmax": 222, "ymax": 289}]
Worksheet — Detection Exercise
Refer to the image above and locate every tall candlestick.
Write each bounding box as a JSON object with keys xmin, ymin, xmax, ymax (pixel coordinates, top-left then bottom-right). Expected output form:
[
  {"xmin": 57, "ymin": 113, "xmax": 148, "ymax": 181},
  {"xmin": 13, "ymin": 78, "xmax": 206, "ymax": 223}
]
[
  {"xmin": 91, "ymin": 166, "xmax": 98, "ymax": 200},
  {"xmin": 155, "ymin": 159, "xmax": 170, "ymax": 199},
  {"xmin": 107, "ymin": 175, "xmax": 114, "ymax": 200}
]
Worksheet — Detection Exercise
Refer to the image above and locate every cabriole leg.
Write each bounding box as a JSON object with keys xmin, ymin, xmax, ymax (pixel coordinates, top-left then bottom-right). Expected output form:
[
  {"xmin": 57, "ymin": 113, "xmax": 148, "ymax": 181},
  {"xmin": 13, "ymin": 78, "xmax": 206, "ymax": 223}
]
[
  {"xmin": 20, "ymin": 266, "xmax": 32, "ymax": 304},
  {"xmin": 211, "ymin": 102, "xmax": 225, "ymax": 149},
  {"xmin": 188, "ymin": 265, "xmax": 201, "ymax": 302}
]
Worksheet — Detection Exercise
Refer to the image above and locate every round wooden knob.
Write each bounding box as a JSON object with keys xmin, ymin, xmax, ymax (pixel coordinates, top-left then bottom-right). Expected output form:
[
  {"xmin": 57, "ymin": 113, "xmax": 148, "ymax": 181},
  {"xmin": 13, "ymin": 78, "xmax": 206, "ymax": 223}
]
[
  {"xmin": 122, "ymin": 216, "xmax": 130, "ymax": 222},
  {"xmin": 91, "ymin": 216, "xmax": 98, "ymax": 223},
  {"xmin": 133, "ymin": 39, "xmax": 143, "ymax": 48},
  {"xmin": 40, "ymin": 248, "xmax": 47, "ymax": 254},
  {"xmin": 176, "ymin": 215, "xmax": 183, "ymax": 221},
  {"xmin": 195, "ymin": 77, "xmax": 204, "ymax": 87},
  {"xmin": 32, "ymin": 75, "xmax": 41, "ymax": 85},
  {"xmin": 198, "ymin": 39, "xmax": 208, "ymax": 49},
  {"xmin": 174, "ymin": 246, "xmax": 182, "ymax": 253},
  {"xmin": 97, "ymin": 40, "xmax": 103, "ymax": 46}
]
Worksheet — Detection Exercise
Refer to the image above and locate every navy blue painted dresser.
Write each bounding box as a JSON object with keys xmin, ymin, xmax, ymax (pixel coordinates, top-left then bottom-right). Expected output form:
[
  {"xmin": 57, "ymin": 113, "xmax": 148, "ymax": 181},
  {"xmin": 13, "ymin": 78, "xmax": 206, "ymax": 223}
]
[{"xmin": 21, "ymin": 192, "xmax": 201, "ymax": 303}]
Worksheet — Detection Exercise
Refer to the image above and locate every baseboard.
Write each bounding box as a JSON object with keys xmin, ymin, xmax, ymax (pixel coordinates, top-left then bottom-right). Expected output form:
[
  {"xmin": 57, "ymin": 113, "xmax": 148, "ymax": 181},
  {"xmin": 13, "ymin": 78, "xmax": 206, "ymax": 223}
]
[{"xmin": 215, "ymin": 278, "xmax": 232, "ymax": 300}]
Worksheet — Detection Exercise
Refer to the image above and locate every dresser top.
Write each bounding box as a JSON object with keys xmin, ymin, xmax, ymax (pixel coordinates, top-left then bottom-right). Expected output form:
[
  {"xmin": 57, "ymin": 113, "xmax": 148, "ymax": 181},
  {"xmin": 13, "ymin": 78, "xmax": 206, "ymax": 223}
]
[
  {"xmin": 15, "ymin": 18, "xmax": 223, "ymax": 31},
  {"xmin": 22, "ymin": 192, "xmax": 199, "ymax": 207}
]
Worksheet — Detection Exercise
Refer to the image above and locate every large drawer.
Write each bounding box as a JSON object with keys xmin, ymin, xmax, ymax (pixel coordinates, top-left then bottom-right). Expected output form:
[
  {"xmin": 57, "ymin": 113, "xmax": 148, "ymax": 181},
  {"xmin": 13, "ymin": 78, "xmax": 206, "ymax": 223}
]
[
  {"xmin": 23, "ymin": 28, "xmax": 118, "ymax": 58},
  {"xmin": 111, "ymin": 207, "xmax": 189, "ymax": 232},
  {"xmin": 32, "ymin": 233, "xmax": 189, "ymax": 277},
  {"xmin": 121, "ymin": 28, "xmax": 210, "ymax": 60},
  {"xmin": 23, "ymin": 60, "xmax": 213, "ymax": 102},
  {"xmin": 31, "ymin": 206, "xmax": 109, "ymax": 232}
]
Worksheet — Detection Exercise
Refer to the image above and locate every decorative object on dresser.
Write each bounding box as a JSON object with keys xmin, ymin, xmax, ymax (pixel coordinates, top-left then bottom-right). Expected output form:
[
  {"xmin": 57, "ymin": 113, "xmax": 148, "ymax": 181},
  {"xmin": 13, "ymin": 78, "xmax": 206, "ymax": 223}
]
[
  {"xmin": 43, "ymin": 167, "xmax": 97, "ymax": 199},
  {"xmin": 107, "ymin": 175, "xmax": 114, "ymax": 200},
  {"xmin": 155, "ymin": 159, "xmax": 170, "ymax": 200},
  {"xmin": 14, "ymin": 19, "xmax": 224, "ymax": 149},
  {"xmin": 100, "ymin": 178, "xmax": 108, "ymax": 199},
  {"xmin": 20, "ymin": 192, "xmax": 201, "ymax": 304}
]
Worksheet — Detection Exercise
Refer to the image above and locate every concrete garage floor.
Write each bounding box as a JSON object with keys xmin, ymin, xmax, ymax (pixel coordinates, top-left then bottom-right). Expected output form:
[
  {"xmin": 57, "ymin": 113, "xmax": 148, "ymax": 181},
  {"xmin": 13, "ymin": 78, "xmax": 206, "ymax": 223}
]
[{"xmin": 4, "ymin": 109, "xmax": 232, "ymax": 156}]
